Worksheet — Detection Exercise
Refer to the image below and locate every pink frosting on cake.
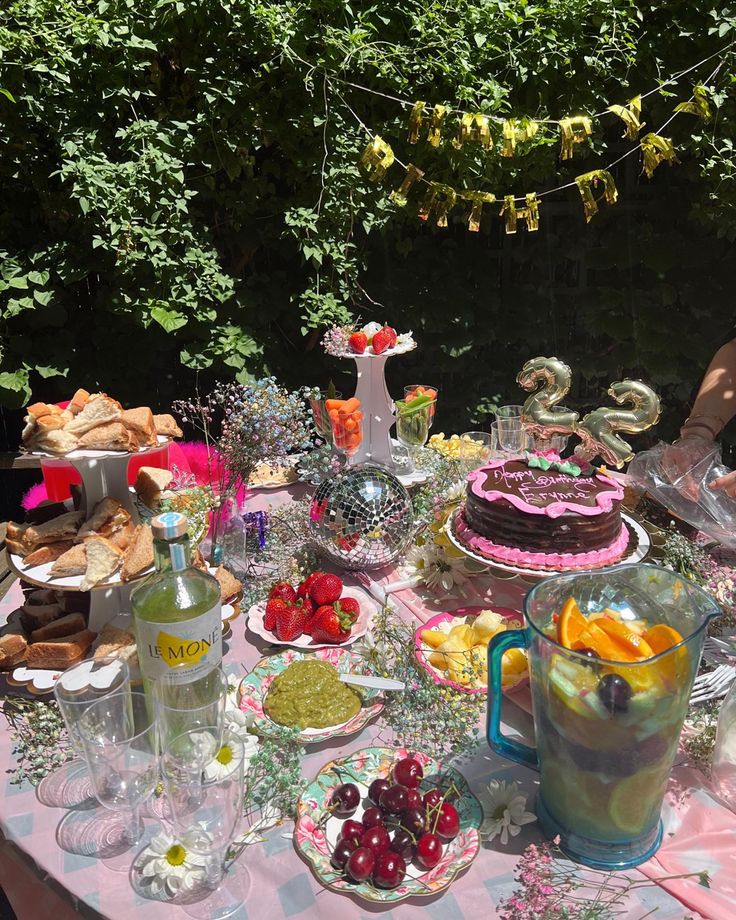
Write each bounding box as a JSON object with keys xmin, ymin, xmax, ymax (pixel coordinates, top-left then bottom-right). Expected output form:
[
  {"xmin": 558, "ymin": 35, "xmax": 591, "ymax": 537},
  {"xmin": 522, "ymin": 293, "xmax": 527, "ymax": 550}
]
[
  {"xmin": 456, "ymin": 511, "xmax": 630, "ymax": 571},
  {"xmin": 467, "ymin": 460, "xmax": 624, "ymax": 521}
]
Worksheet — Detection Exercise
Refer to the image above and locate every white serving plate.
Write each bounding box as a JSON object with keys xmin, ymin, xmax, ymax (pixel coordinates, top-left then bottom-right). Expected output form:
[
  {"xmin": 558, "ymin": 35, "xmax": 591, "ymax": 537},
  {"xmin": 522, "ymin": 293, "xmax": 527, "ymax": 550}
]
[{"xmin": 245, "ymin": 585, "xmax": 377, "ymax": 650}]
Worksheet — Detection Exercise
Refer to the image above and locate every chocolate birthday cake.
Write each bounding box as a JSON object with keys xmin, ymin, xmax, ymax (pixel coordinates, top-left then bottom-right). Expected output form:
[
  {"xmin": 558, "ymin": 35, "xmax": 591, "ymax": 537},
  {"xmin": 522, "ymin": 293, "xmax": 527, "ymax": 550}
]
[{"xmin": 455, "ymin": 454, "xmax": 628, "ymax": 570}]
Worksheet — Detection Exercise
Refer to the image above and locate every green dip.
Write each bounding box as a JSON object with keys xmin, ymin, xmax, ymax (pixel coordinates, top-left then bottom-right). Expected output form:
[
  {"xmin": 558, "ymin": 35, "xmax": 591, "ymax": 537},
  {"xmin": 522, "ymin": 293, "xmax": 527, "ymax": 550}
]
[{"xmin": 264, "ymin": 659, "xmax": 362, "ymax": 730}]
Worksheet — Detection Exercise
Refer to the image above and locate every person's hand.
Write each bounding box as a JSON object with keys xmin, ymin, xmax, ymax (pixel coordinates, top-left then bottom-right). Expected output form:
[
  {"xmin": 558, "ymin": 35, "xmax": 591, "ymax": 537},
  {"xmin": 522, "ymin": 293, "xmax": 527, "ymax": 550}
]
[
  {"xmin": 660, "ymin": 435, "xmax": 717, "ymax": 502},
  {"xmin": 709, "ymin": 469, "xmax": 736, "ymax": 496}
]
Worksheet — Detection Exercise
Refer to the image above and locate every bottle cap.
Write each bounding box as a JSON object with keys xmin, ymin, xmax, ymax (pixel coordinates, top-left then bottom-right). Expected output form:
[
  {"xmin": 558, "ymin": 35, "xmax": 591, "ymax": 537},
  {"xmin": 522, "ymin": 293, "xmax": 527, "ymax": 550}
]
[{"xmin": 151, "ymin": 511, "xmax": 189, "ymax": 540}]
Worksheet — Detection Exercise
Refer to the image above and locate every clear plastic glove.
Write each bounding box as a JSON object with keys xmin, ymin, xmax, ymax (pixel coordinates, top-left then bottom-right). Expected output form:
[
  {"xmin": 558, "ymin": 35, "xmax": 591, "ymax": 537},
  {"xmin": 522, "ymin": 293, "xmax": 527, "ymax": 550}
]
[{"xmin": 628, "ymin": 439, "xmax": 736, "ymax": 548}]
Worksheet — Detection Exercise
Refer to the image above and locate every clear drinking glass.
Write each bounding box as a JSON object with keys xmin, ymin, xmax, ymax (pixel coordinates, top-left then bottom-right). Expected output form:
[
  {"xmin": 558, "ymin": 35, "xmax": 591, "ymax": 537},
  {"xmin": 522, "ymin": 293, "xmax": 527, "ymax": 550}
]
[
  {"xmin": 153, "ymin": 661, "xmax": 229, "ymax": 755},
  {"xmin": 495, "ymin": 422, "xmax": 534, "ymax": 455},
  {"xmin": 404, "ymin": 385, "xmax": 439, "ymax": 428},
  {"xmin": 395, "ymin": 397, "xmax": 436, "ymax": 473},
  {"xmin": 495, "ymin": 404, "xmax": 524, "ymax": 421},
  {"xmin": 458, "ymin": 431, "xmax": 493, "ymax": 473},
  {"xmin": 534, "ymin": 433, "xmax": 571, "ymax": 455},
  {"xmin": 54, "ymin": 657, "xmax": 131, "ymax": 753},
  {"xmin": 309, "ymin": 390, "xmax": 342, "ymax": 445},
  {"xmin": 330, "ymin": 412, "xmax": 363, "ymax": 461},
  {"xmin": 162, "ymin": 727, "xmax": 249, "ymax": 914},
  {"xmin": 77, "ymin": 689, "xmax": 158, "ymax": 846}
]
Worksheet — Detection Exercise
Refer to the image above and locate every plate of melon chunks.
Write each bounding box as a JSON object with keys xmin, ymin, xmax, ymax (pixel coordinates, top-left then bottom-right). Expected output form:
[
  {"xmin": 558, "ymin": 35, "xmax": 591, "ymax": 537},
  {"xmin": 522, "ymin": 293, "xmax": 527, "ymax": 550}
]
[{"xmin": 414, "ymin": 606, "xmax": 529, "ymax": 694}]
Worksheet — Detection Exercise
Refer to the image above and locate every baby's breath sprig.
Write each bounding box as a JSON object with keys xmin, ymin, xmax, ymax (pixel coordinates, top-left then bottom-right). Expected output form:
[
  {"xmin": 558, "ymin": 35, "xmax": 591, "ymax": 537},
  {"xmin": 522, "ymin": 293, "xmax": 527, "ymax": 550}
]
[
  {"xmin": 4, "ymin": 697, "xmax": 73, "ymax": 786},
  {"xmin": 683, "ymin": 698, "xmax": 721, "ymax": 773},
  {"xmin": 360, "ymin": 602, "xmax": 483, "ymax": 763}
]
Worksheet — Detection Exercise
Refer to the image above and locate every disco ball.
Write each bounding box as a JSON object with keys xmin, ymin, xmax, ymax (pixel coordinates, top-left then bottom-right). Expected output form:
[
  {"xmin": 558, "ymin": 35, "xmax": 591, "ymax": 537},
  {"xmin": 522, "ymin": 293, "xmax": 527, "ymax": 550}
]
[{"xmin": 309, "ymin": 464, "xmax": 414, "ymax": 570}]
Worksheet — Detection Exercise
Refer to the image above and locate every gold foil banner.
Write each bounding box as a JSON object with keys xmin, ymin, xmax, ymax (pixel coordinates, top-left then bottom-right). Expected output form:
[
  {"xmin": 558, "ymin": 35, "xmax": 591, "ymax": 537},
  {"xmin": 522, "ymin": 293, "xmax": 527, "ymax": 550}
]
[
  {"xmin": 427, "ymin": 105, "xmax": 448, "ymax": 147},
  {"xmin": 358, "ymin": 136, "xmax": 395, "ymax": 183},
  {"xmin": 640, "ymin": 133, "xmax": 677, "ymax": 178},
  {"xmin": 675, "ymin": 84, "xmax": 712, "ymax": 121},
  {"xmin": 559, "ymin": 116, "xmax": 593, "ymax": 160},
  {"xmin": 419, "ymin": 182, "xmax": 457, "ymax": 227},
  {"xmin": 575, "ymin": 169, "xmax": 618, "ymax": 222},
  {"xmin": 501, "ymin": 119, "xmax": 539, "ymax": 157},
  {"xmin": 499, "ymin": 193, "xmax": 540, "ymax": 233},
  {"xmin": 407, "ymin": 101, "xmax": 426, "ymax": 144},
  {"xmin": 459, "ymin": 191, "xmax": 496, "ymax": 231},
  {"xmin": 454, "ymin": 113, "xmax": 492, "ymax": 149},
  {"xmin": 608, "ymin": 96, "xmax": 644, "ymax": 140},
  {"xmin": 389, "ymin": 164, "xmax": 425, "ymax": 207}
]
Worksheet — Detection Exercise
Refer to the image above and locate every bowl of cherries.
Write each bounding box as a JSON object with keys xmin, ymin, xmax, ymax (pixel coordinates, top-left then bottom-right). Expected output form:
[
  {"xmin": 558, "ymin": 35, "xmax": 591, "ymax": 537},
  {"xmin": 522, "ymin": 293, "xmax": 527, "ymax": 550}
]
[{"xmin": 294, "ymin": 746, "xmax": 483, "ymax": 903}]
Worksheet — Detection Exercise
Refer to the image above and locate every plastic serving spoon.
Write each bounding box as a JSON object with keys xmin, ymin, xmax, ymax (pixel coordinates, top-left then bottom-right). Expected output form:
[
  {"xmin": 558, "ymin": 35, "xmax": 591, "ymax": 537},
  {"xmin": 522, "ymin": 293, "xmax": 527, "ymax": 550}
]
[{"xmin": 339, "ymin": 673, "xmax": 405, "ymax": 691}]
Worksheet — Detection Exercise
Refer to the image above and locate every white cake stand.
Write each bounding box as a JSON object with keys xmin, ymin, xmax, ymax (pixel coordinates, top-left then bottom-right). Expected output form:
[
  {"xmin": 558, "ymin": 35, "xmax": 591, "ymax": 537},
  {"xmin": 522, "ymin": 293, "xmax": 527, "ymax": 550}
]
[{"xmin": 339, "ymin": 341, "xmax": 426, "ymax": 485}]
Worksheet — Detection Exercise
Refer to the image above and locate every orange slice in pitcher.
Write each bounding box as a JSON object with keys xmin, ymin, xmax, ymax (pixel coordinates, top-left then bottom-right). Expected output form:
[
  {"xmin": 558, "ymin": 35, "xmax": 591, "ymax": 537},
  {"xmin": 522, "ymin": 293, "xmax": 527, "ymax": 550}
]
[
  {"xmin": 643, "ymin": 624, "xmax": 684, "ymax": 654},
  {"xmin": 643, "ymin": 623, "xmax": 689, "ymax": 684},
  {"xmin": 558, "ymin": 597, "xmax": 587, "ymax": 649},
  {"xmin": 572, "ymin": 621, "xmax": 633, "ymax": 662},
  {"xmin": 595, "ymin": 618, "xmax": 654, "ymax": 660},
  {"xmin": 609, "ymin": 764, "xmax": 669, "ymax": 835}
]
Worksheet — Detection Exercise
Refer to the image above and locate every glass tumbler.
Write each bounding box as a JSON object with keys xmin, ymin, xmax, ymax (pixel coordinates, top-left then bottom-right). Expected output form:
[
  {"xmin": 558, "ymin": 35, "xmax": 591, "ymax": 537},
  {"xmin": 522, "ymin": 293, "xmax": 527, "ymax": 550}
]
[{"xmin": 54, "ymin": 657, "xmax": 131, "ymax": 753}]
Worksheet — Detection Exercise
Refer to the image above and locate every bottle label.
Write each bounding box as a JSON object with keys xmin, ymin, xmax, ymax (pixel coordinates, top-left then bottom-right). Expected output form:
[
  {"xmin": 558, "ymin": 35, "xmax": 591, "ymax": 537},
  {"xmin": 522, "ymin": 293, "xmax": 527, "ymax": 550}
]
[{"xmin": 135, "ymin": 603, "xmax": 223, "ymax": 683}]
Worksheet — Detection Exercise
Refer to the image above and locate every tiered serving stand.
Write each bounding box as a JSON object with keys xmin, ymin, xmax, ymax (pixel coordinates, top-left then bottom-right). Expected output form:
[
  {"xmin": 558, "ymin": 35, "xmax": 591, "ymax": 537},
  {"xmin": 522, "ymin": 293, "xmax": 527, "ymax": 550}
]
[{"xmin": 8, "ymin": 437, "xmax": 169, "ymax": 633}]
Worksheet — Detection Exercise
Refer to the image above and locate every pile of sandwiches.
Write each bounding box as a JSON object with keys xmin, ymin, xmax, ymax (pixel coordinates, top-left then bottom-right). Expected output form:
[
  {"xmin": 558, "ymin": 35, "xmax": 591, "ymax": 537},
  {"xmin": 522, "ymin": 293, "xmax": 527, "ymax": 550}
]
[
  {"xmin": 6, "ymin": 497, "xmax": 154, "ymax": 589},
  {"xmin": 22, "ymin": 388, "xmax": 183, "ymax": 455}
]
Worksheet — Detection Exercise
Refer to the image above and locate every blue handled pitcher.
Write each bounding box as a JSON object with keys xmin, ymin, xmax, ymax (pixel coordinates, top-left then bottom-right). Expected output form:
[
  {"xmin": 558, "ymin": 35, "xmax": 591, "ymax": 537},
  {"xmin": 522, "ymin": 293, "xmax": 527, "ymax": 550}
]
[{"xmin": 487, "ymin": 563, "xmax": 720, "ymax": 870}]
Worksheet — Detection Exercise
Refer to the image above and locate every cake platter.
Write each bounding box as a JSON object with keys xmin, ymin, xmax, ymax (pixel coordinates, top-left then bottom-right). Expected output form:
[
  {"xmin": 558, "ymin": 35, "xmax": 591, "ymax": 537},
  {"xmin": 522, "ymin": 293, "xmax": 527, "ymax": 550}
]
[{"xmin": 444, "ymin": 508, "xmax": 665, "ymax": 581}]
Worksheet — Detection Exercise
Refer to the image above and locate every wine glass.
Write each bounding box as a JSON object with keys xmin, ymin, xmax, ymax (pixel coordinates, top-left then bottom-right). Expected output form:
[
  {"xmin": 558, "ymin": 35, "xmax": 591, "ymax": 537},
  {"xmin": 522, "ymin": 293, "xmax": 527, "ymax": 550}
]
[
  {"xmin": 162, "ymin": 727, "xmax": 250, "ymax": 917},
  {"xmin": 77, "ymin": 690, "xmax": 158, "ymax": 846},
  {"xmin": 329, "ymin": 410, "xmax": 363, "ymax": 462},
  {"xmin": 309, "ymin": 390, "xmax": 342, "ymax": 445},
  {"xmin": 395, "ymin": 397, "xmax": 435, "ymax": 473},
  {"xmin": 404, "ymin": 385, "xmax": 439, "ymax": 428},
  {"xmin": 153, "ymin": 661, "xmax": 229, "ymax": 756},
  {"xmin": 459, "ymin": 431, "xmax": 493, "ymax": 473}
]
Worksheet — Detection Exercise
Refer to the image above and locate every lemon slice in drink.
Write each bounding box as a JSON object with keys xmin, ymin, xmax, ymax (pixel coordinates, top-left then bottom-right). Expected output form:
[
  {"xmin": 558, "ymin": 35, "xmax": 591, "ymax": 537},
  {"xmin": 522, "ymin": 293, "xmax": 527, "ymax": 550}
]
[{"xmin": 608, "ymin": 764, "xmax": 669, "ymax": 836}]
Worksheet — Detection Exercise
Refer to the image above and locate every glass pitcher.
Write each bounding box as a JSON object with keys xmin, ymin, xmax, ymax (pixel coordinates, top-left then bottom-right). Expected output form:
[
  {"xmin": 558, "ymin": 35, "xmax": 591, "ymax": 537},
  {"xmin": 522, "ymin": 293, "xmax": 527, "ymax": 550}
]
[{"xmin": 487, "ymin": 563, "xmax": 720, "ymax": 869}]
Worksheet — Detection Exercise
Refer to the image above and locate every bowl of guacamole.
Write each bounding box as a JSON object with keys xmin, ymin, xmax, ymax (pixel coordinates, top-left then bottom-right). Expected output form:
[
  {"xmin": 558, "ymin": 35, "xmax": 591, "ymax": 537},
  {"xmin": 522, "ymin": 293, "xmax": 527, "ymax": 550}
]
[{"xmin": 264, "ymin": 659, "xmax": 363, "ymax": 731}]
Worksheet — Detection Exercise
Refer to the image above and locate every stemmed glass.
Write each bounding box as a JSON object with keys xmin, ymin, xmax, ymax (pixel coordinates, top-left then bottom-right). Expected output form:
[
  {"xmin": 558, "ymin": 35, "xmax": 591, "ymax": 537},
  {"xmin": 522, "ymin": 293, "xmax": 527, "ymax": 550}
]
[
  {"xmin": 153, "ymin": 661, "xmax": 229, "ymax": 756},
  {"xmin": 329, "ymin": 409, "xmax": 363, "ymax": 463},
  {"xmin": 162, "ymin": 727, "xmax": 250, "ymax": 917},
  {"xmin": 77, "ymin": 690, "xmax": 158, "ymax": 847},
  {"xmin": 404, "ymin": 385, "xmax": 439, "ymax": 429},
  {"xmin": 309, "ymin": 389, "xmax": 342, "ymax": 445},
  {"xmin": 395, "ymin": 395, "xmax": 436, "ymax": 473}
]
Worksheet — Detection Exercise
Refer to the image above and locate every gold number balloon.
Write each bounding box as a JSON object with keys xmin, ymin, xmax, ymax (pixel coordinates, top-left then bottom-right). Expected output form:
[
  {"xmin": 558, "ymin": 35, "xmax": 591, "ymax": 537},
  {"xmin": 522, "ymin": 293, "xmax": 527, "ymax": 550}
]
[
  {"xmin": 517, "ymin": 356, "xmax": 580, "ymax": 437},
  {"xmin": 575, "ymin": 380, "xmax": 661, "ymax": 468}
]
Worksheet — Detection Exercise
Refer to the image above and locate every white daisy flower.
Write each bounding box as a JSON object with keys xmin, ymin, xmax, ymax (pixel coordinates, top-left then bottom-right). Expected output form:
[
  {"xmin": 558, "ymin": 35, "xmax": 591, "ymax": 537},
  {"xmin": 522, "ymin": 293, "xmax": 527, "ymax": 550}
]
[
  {"xmin": 443, "ymin": 478, "xmax": 467, "ymax": 504},
  {"xmin": 204, "ymin": 739, "xmax": 242, "ymax": 781},
  {"xmin": 478, "ymin": 779, "xmax": 536, "ymax": 845},
  {"xmin": 139, "ymin": 831, "xmax": 208, "ymax": 898}
]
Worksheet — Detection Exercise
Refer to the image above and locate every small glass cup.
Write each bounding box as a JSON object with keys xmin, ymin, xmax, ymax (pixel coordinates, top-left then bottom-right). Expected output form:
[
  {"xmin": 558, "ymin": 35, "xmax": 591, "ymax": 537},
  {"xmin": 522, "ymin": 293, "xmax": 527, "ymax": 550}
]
[
  {"xmin": 54, "ymin": 657, "xmax": 131, "ymax": 754},
  {"xmin": 395, "ymin": 398, "xmax": 436, "ymax": 472},
  {"xmin": 458, "ymin": 431, "xmax": 493, "ymax": 473},
  {"xmin": 330, "ymin": 411, "xmax": 363, "ymax": 460},
  {"xmin": 404, "ymin": 385, "xmax": 439, "ymax": 428},
  {"xmin": 153, "ymin": 662, "xmax": 229, "ymax": 756},
  {"xmin": 534, "ymin": 433, "xmax": 571, "ymax": 455},
  {"xmin": 309, "ymin": 391, "xmax": 342, "ymax": 444},
  {"xmin": 492, "ymin": 421, "xmax": 533, "ymax": 456},
  {"xmin": 495, "ymin": 405, "xmax": 524, "ymax": 421},
  {"xmin": 77, "ymin": 689, "xmax": 158, "ymax": 846}
]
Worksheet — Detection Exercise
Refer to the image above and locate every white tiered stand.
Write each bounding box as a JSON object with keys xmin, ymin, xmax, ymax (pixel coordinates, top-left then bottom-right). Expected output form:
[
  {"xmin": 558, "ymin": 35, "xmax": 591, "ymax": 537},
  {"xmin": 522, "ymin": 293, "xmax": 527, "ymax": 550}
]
[
  {"xmin": 9, "ymin": 438, "xmax": 169, "ymax": 632},
  {"xmin": 343, "ymin": 341, "xmax": 427, "ymax": 487}
]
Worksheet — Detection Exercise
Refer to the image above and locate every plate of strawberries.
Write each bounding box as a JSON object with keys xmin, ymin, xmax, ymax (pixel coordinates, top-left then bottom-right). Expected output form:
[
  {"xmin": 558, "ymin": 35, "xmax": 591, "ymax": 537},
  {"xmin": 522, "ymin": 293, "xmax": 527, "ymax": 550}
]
[
  {"xmin": 246, "ymin": 572, "xmax": 378, "ymax": 649},
  {"xmin": 345, "ymin": 323, "xmax": 416, "ymax": 357}
]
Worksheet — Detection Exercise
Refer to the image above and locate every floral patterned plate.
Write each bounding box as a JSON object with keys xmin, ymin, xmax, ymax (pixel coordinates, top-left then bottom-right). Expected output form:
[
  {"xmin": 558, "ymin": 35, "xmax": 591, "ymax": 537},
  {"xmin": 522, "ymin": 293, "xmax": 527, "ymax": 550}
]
[
  {"xmin": 294, "ymin": 745, "xmax": 482, "ymax": 903},
  {"xmin": 238, "ymin": 646, "xmax": 384, "ymax": 744}
]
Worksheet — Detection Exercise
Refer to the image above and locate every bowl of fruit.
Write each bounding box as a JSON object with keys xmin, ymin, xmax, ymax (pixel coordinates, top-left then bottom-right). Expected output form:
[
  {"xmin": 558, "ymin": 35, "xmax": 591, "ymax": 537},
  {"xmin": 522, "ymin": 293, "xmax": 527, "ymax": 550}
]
[
  {"xmin": 246, "ymin": 573, "xmax": 378, "ymax": 649},
  {"xmin": 294, "ymin": 746, "xmax": 482, "ymax": 903},
  {"xmin": 415, "ymin": 607, "xmax": 529, "ymax": 693}
]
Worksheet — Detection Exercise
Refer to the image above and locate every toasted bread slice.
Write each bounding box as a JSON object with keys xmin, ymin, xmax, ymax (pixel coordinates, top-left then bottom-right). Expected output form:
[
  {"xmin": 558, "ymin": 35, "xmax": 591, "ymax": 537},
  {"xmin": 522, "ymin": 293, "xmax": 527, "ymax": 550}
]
[
  {"xmin": 121, "ymin": 407, "xmax": 157, "ymax": 448},
  {"xmin": 24, "ymin": 501, "xmax": 69, "ymax": 526},
  {"xmin": 94, "ymin": 623, "xmax": 138, "ymax": 665},
  {"xmin": 213, "ymin": 565, "xmax": 242, "ymax": 602},
  {"xmin": 78, "ymin": 422, "xmax": 137, "ymax": 452},
  {"xmin": 25, "ymin": 588, "xmax": 58, "ymax": 606},
  {"xmin": 22, "ymin": 511, "xmax": 84, "ymax": 548},
  {"xmin": 64, "ymin": 394, "xmax": 121, "ymax": 435},
  {"xmin": 134, "ymin": 466, "xmax": 174, "ymax": 510},
  {"xmin": 152, "ymin": 414, "xmax": 182, "ymax": 439},
  {"xmin": 107, "ymin": 521, "xmax": 136, "ymax": 552},
  {"xmin": 27, "ymin": 428, "xmax": 81, "ymax": 455},
  {"xmin": 77, "ymin": 497, "xmax": 131, "ymax": 542},
  {"xmin": 26, "ymin": 629, "xmax": 96, "ymax": 669},
  {"xmin": 19, "ymin": 602, "xmax": 65, "ymax": 633},
  {"xmin": 0, "ymin": 632, "xmax": 28, "ymax": 669},
  {"xmin": 5, "ymin": 538, "xmax": 28, "ymax": 558},
  {"xmin": 30, "ymin": 612, "xmax": 87, "ymax": 643},
  {"xmin": 69, "ymin": 388, "xmax": 90, "ymax": 415},
  {"xmin": 80, "ymin": 537, "xmax": 123, "ymax": 590},
  {"xmin": 121, "ymin": 525, "xmax": 154, "ymax": 582},
  {"xmin": 23, "ymin": 541, "xmax": 75, "ymax": 568},
  {"xmin": 49, "ymin": 544, "xmax": 87, "ymax": 578}
]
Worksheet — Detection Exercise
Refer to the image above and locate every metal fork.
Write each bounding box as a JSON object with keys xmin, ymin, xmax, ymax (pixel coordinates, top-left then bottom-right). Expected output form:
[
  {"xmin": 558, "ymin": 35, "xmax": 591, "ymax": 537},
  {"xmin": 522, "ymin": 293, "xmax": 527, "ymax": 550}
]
[
  {"xmin": 690, "ymin": 663, "xmax": 736, "ymax": 705},
  {"xmin": 703, "ymin": 635, "xmax": 736, "ymax": 668}
]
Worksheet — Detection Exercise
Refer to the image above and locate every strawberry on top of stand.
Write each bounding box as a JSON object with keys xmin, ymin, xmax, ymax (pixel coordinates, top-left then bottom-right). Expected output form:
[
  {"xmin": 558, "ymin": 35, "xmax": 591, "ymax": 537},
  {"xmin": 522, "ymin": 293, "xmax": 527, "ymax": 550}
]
[
  {"xmin": 348, "ymin": 322, "xmax": 399, "ymax": 356},
  {"xmin": 262, "ymin": 572, "xmax": 359, "ymax": 644}
]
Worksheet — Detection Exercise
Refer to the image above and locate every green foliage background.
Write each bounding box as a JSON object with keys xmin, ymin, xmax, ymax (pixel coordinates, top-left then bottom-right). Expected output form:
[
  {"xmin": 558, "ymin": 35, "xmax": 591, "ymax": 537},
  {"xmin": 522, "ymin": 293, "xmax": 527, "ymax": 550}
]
[{"xmin": 1, "ymin": 0, "xmax": 736, "ymax": 442}]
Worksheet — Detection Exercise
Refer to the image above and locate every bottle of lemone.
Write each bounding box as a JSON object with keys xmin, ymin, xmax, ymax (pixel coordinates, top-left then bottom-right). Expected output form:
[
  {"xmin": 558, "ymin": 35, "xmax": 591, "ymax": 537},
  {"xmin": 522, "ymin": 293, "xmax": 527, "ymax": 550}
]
[{"xmin": 131, "ymin": 511, "xmax": 222, "ymax": 684}]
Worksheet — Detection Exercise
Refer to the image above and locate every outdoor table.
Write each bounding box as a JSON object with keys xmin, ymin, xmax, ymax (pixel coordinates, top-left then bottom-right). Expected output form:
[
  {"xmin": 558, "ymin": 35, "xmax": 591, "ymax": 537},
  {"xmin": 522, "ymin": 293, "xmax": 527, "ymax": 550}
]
[{"xmin": 0, "ymin": 483, "xmax": 734, "ymax": 919}]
